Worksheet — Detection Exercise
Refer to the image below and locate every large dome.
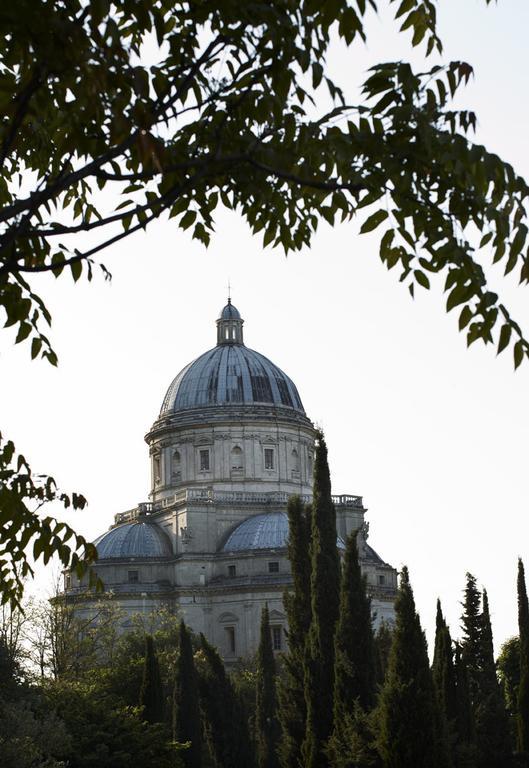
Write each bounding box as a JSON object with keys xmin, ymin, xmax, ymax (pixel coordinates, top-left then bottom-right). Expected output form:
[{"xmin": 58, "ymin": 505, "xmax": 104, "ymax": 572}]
[
  {"xmin": 160, "ymin": 301, "xmax": 305, "ymax": 416},
  {"xmin": 94, "ymin": 521, "xmax": 173, "ymax": 559}
]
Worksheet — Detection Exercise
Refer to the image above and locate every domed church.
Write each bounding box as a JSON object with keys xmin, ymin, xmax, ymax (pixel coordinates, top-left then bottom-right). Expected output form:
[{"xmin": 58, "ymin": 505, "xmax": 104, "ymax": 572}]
[{"xmin": 67, "ymin": 300, "xmax": 397, "ymax": 661}]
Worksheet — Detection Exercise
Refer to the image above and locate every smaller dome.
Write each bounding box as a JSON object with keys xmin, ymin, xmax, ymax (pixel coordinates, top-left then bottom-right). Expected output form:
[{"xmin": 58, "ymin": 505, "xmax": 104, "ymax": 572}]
[
  {"xmin": 219, "ymin": 299, "xmax": 241, "ymax": 320},
  {"xmin": 222, "ymin": 512, "xmax": 345, "ymax": 553},
  {"xmin": 94, "ymin": 521, "xmax": 173, "ymax": 559}
]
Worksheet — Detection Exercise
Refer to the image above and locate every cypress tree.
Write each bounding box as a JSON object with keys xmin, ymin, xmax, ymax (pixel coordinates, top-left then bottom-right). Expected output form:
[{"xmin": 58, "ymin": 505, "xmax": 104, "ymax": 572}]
[
  {"xmin": 517, "ymin": 558, "xmax": 529, "ymax": 756},
  {"xmin": 432, "ymin": 600, "xmax": 457, "ymax": 766},
  {"xmin": 255, "ymin": 605, "xmax": 280, "ymax": 768},
  {"xmin": 328, "ymin": 531, "xmax": 376, "ymax": 767},
  {"xmin": 374, "ymin": 622, "xmax": 393, "ymax": 688},
  {"xmin": 474, "ymin": 590, "xmax": 511, "ymax": 768},
  {"xmin": 377, "ymin": 567, "xmax": 446, "ymax": 768},
  {"xmin": 139, "ymin": 634, "xmax": 164, "ymax": 724},
  {"xmin": 433, "ymin": 600, "xmax": 457, "ymax": 727},
  {"xmin": 197, "ymin": 633, "xmax": 253, "ymax": 768},
  {"xmin": 302, "ymin": 433, "xmax": 341, "ymax": 768},
  {"xmin": 278, "ymin": 496, "xmax": 312, "ymax": 768},
  {"xmin": 173, "ymin": 620, "xmax": 202, "ymax": 768},
  {"xmin": 461, "ymin": 573, "xmax": 482, "ymax": 705},
  {"xmin": 453, "ymin": 642, "xmax": 476, "ymax": 768}
]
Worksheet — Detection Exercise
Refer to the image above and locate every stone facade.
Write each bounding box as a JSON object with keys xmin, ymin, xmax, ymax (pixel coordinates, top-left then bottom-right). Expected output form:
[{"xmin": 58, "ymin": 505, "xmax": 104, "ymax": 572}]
[{"xmin": 67, "ymin": 301, "xmax": 397, "ymax": 661}]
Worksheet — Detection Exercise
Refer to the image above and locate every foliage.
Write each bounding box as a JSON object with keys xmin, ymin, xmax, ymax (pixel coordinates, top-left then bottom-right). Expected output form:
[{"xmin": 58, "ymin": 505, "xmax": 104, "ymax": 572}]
[
  {"xmin": 461, "ymin": 573, "xmax": 482, "ymax": 705},
  {"xmin": 328, "ymin": 531, "xmax": 376, "ymax": 767},
  {"xmin": 255, "ymin": 605, "xmax": 280, "ymax": 768},
  {"xmin": 498, "ymin": 637, "xmax": 521, "ymax": 719},
  {"xmin": 517, "ymin": 559, "xmax": 529, "ymax": 757},
  {"xmin": 139, "ymin": 634, "xmax": 164, "ymax": 724},
  {"xmin": 195, "ymin": 633, "xmax": 253, "ymax": 768},
  {"xmin": 172, "ymin": 620, "xmax": 202, "ymax": 768},
  {"xmin": 0, "ymin": 433, "xmax": 99, "ymax": 608},
  {"xmin": 46, "ymin": 680, "xmax": 181, "ymax": 768},
  {"xmin": 373, "ymin": 622, "xmax": 393, "ymax": 689},
  {"xmin": 0, "ymin": 694, "xmax": 72, "ymax": 768},
  {"xmin": 278, "ymin": 496, "xmax": 312, "ymax": 768},
  {"xmin": 1, "ymin": 0, "xmax": 528, "ymax": 604},
  {"xmin": 302, "ymin": 433, "xmax": 341, "ymax": 767},
  {"xmin": 460, "ymin": 581, "xmax": 511, "ymax": 768},
  {"xmin": 377, "ymin": 567, "xmax": 447, "ymax": 768},
  {"xmin": 453, "ymin": 642, "xmax": 476, "ymax": 768},
  {"xmin": 432, "ymin": 599, "xmax": 457, "ymax": 763}
]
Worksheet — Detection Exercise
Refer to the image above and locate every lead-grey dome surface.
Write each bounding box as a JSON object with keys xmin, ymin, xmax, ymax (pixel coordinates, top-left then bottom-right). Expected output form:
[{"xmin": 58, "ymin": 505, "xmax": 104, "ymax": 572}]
[
  {"xmin": 161, "ymin": 344, "xmax": 305, "ymax": 416},
  {"xmin": 94, "ymin": 521, "xmax": 173, "ymax": 559},
  {"xmin": 222, "ymin": 512, "xmax": 346, "ymax": 552},
  {"xmin": 219, "ymin": 300, "xmax": 241, "ymax": 320}
]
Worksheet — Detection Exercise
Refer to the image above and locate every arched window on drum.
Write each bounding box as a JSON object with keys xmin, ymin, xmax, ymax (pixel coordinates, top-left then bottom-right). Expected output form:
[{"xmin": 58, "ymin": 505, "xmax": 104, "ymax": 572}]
[
  {"xmin": 172, "ymin": 449, "xmax": 182, "ymax": 482},
  {"xmin": 291, "ymin": 448, "xmax": 300, "ymax": 479},
  {"xmin": 231, "ymin": 445, "xmax": 244, "ymax": 476}
]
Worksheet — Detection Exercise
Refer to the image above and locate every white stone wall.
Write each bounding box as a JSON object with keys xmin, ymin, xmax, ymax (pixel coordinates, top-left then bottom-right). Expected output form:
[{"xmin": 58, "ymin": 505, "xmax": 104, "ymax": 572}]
[{"xmin": 148, "ymin": 419, "xmax": 316, "ymax": 503}]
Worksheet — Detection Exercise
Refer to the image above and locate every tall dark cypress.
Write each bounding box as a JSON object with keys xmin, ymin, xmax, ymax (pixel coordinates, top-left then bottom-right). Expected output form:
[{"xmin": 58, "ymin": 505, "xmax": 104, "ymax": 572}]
[
  {"xmin": 461, "ymin": 573, "xmax": 482, "ymax": 706},
  {"xmin": 302, "ymin": 433, "xmax": 341, "ymax": 768},
  {"xmin": 474, "ymin": 590, "xmax": 511, "ymax": 768},
  {"xmin": 432, "ymin": 600, "xmax": 457, "ymax": 766},
  {"xmin": 453, "ymin": 642, "xmax": 476, "ymax": 768},
  {"xmin": 255, "ymin": 605, "xmax": 280, "ymax": 768},
  {"xmin": 328, "ymin": 531, "xmax": 376, "ymax": 767},
  {"xmin": 374, "ymin": 622, "xmax": 393, "ymax": 688},
  {"xmin": 377, "ymin": 567, "xmax": 446, "ymax": 768},
  {"xmin": 278, "ymin": 496, "xmax": 312, "ymax": 768},
  {"xmin": 432, "ymin": 600, "xmax": 457, "ymax": 727},
  {"xmin": 139, "ymin": 634, "xmax": 164, "ymax": 724},
  {"xmin": 173, "ymin": 620, "xmax": 202, "ymax": 768},
  {"xmin": 197, "ymin": 633, "xmax": 253, "ymax": 768},
  {"xmin": 517, "ymin": 558, "xmax": 529, "ymax": 756}
]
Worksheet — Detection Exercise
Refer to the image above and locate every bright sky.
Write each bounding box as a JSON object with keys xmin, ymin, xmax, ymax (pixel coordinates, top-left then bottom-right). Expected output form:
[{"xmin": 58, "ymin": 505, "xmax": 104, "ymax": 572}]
[{"xmin": 1, "ymin": 0, "xmax": 528, "ymax": 654}]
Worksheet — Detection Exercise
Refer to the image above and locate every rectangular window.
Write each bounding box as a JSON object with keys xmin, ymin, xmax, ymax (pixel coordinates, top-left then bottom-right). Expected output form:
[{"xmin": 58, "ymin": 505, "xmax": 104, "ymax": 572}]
[
  {"xmin": 268, "ymin": 561, "xmax": 279, "ymax": 574},
  {"xmin": 199, "ymin": 449, "xmax": 210, "ymax": 471},
  {"xmin": 225, "ymin": 626, "xmax": 236, "ymax": 654},
  {"xmin": 378, "ymin": 574, "xmax": 386, "ymax": 586},
  {"xmin": 128, "ymin": 570, "xmax": 139, "ymax": 583},
  {"xmin": 264, "ymin": 448, "xmax": 274, "ymax": 470},
  {"xmin": 228, "ymin": 564, "xmax": 237, "ymax": 578},
  {"xmin": 272, "ymin": 626, "xmax": 282, "ymax": 651}
]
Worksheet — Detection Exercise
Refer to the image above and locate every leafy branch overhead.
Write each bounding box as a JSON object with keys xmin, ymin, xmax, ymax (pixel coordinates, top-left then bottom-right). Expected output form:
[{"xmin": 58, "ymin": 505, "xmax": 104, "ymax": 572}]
[
  {"xmin": 1, "ymin": 0, "xmax": 526, "ymax": 365},
  {"xmin": 0, "ymin": 0, "xmax": 525, "ymax": 603},
  {"xmin": 0, "ymin": 433, "xmax": 101, "ymax": 607}
]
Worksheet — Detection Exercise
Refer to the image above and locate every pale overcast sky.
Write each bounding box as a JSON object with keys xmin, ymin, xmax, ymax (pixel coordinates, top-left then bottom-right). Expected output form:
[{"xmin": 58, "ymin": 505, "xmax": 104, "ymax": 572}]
[{"xmin": 1, "ymin": 0, "xmax": 528, "ymax": 653}]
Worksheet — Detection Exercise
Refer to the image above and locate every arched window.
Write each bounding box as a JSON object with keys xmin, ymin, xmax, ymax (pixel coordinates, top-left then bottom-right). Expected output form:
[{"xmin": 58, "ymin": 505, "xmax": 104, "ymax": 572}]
[
  {"xmin": 231, "ymin": 445, "xmax": 243, "ymax": 470},
  {"xmin": 291, "ymin": 448, "xmax": 300, "ymax": 472},
  {"xmin": 172, "ymin": 449, "xmax": 181, "ymax": 480},
  {"xmin": 153, "ymin": 453, "xmax": 161, "ymax": 483}
]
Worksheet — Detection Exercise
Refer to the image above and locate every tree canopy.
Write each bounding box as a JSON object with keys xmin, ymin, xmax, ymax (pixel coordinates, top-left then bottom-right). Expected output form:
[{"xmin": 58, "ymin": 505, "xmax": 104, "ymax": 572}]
[{"xmin": 1, "ymin": 0, "xmax": 528, "ymax": 604}]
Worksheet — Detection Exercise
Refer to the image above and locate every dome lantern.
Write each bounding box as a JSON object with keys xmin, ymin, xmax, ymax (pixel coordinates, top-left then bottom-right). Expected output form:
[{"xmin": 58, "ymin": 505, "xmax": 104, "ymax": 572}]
[{"xmin": 216, "ymin": 298, "xmax": 244, "ymax": 345}]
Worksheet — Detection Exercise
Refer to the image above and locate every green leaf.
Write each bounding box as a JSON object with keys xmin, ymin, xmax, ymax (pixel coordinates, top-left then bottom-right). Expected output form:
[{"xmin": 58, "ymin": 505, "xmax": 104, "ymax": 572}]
[
  {"xmin": 360, "ymin": 209, "xmax": 389, "ymax": 234},
  {"xmin": 70, "ymin": 260, "xmax": 82, "ymax": 282},
  {"xmin": 514, "ymin": 340, "xmax": 524, "ymax": 369},
  {"xmin": 458, "ymin": 306, "xmax": 472, "ymax": 331},
  {"xmin": 414, "ymin": 270, "xmax": 430, "ymax": 290},
  {"xmin": 180, "ymin": 210, "xmax": 197, "ymax": 230},
  {"xmin": 15, "ymin": 322, "xmax": 31, "ymax": 344},
  {"xmin": 497, "ymin": 324, "xmax": 511, "ymax": 355}
]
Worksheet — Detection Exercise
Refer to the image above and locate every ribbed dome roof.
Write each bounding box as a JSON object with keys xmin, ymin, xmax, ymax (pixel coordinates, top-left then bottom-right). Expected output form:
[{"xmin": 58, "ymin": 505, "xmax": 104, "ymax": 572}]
[
  {"xmin": 160, "ymin": 301, "xmax": 305, "ymax": 417},
  {"xmin": 219, "ymin": 299, "xmax": 241, "ymax": 320},
  {"xmin": 161, "ymin": 345, "xmax": 305, "ymax": 415},
  {"xmin": 222, "ymin": 512, "xmax": 346, "ymax": 552},
  {"xmin": 94, "ymin": 521, "xmax": 173, "ymax": 559}
]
